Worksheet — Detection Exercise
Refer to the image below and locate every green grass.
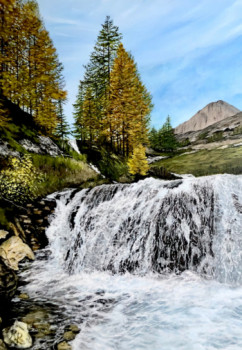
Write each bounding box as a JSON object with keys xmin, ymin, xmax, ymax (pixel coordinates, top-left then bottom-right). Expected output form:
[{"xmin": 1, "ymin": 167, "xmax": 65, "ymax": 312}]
[
  {"xmin": 150, "ymin": 146, "xmax": 242, "ymax": 177},
  {"xmin": 31, "ymin": 155, "xmax": 99, "ymax": 198}
]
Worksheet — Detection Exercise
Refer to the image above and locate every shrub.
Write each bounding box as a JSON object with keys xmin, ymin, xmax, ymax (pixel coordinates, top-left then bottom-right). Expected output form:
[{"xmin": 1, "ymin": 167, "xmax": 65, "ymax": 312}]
[{"xmin": 0, "ymin": 155, "xmax": 44, "ymax": 204}]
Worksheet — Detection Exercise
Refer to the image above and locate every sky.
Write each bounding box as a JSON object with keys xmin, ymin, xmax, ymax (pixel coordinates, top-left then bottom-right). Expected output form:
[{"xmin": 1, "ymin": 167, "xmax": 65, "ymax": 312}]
[{"xmin": 38, "ymin": 0, "xmax": 242, "ymax": 129}]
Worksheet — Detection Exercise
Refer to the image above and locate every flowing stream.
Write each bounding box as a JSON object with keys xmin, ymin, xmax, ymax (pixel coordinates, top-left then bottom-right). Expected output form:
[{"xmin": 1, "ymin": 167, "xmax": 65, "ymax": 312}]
[{"xmin": 16, "ymin": 175, "xmax": 242, "ymax": 349}]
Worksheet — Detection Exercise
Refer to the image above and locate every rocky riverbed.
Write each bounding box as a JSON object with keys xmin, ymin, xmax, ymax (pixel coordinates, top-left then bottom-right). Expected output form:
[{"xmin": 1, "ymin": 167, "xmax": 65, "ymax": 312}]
[{"xmin": 0, "ymin": 197, "xmax": 81, "ymax": 349}]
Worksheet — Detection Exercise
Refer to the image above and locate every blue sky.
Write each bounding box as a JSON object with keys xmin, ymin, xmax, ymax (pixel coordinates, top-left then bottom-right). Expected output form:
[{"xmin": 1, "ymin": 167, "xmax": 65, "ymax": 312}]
[{"xmin": 38, "ymin": 0, "xmax": 242, "ymax": 129}]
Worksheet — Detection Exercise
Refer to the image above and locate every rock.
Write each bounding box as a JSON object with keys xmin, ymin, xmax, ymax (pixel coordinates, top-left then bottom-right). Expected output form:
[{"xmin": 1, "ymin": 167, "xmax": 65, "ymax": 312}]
[
  {"xmin": 57, "ymin": 341, "xmax": 72, "ymax": 350},
  {"xmin": 0, "ymin": 138, "xmax": 20, "ymax": 157},
  {"xmin": 3, "ymin": 321, "xmax": 32, "ymax": 349},
  {"xmin": 0, "ymin": 260, "xmax": 18, "ymax": 301},
  {"xmin": 18, "ymin": 293, "xmax": 29, "ymax": 300},
  {"xmin": 0, "ymin": 236, "xmax": 34, "ymax": 271},
  {"xmin": 0, "ymin": 231, "xmax": 8, "ymax": 240},
  {"xmin": 0, "ymin": 339, "xmax": 7, "ymax": 350},
  {"xmin": 21, "ymin": 309, "xmax": 48, "ymax": 326},
  {"xmin": 65, "ymin": 324, "xmax": 80, "ymax": 334},
  {"xmin": 63, "ymin": 331, "xmax": 76, "ymax": 341}
]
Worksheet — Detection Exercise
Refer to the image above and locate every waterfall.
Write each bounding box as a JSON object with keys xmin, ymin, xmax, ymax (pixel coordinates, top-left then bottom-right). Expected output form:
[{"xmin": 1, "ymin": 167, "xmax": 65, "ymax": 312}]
[
  {"xmin": 46, "ymin": 174, "xmax": 242, "ymax": 284},
  {"xmin": 17, "ymin": 175, "xmax": 242, "ymax": 350}
]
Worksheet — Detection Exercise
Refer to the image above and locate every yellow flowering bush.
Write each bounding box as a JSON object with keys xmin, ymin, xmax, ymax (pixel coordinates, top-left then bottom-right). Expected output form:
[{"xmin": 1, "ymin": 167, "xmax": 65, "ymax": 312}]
[{"xmin": 0, "ymin": 155, "xmax": 44, "ymax": 203}]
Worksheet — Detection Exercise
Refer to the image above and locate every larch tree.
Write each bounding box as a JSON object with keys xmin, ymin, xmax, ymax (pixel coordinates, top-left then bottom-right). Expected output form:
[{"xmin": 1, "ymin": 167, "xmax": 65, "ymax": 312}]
[
  {"xmin": 108, "ymin": 43, "xmax": 152, "ymax": 156},
  {"xmin": 127, "ymin": 144, "xmax": 149, "ymax": 176},
  {"xmin": 0, "ymin": 0, "xmax": 67, "ymax": 135}
]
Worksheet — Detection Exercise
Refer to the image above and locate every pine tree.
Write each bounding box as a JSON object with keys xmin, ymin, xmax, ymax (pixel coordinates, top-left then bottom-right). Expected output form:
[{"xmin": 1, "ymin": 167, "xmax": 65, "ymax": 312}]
[
  {"xmin": 55, "ymin": 99, "xmax": 70, "ymax": 142},
  {"xmin": 149, "ymin": 127, "xmax": 159, "ymax": 149},
  {"xmin": 158, "ymin": 116, "xmax": 177, "ymax": 151},
  {"xmin": 128, "ymin": 144, "xmax": 149, "ymax": 176},
  {"xmin": 73, "ymin": 81, "xmax": 86, "ymax": 140},
  {"xmin": 73, "ymin": 16, "xmax": 122, "ymax": 144}
]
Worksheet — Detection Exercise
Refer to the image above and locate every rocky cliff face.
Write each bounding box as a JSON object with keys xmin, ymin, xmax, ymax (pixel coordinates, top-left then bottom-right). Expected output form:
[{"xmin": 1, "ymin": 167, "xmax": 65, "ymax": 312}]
[{"xmin": 175, "ymin": 100, "xmax": 240, "ymax": 134}]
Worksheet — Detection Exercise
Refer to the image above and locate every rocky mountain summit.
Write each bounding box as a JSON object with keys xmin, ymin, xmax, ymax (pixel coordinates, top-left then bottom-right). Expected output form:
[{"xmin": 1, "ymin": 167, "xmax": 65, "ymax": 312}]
[{"xmin": 175, "ymin": 100, "xmax": 240, "ymax": 134}]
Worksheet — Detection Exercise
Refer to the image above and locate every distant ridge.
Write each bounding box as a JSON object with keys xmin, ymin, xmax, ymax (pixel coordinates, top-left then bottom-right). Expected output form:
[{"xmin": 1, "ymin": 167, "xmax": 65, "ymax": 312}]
[{"xmin": 175, "ymin": 100, "xmax": 240, "ymax": 134}]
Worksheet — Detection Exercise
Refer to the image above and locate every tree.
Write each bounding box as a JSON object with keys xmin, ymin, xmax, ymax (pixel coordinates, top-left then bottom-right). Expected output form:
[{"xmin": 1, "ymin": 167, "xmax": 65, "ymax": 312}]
[
  {"xmin": 55, "ymin": 99, "xmax": 70, "ymax": 142},
  {"xmin": 108, "ymin": 43, "xmax": 152, "ymax": 156},
  {"xmin": 73, "ymin": 16, "xmax": 122, "ymax": 144},
  {"xmin": 0, "ymin": 0, "xmax": 67, "ymax": 134},
  {"xmin": 149, "ymin": 116, "xmax": 177, "ymax": 151},
  {"xmin": 159, "ymin": 116, "xmax": 177, "ymax": 151},
  {"xmin": 149, "ymin": 127, "xmax": 159, "ymax": 149},
  {"xmin": 128, "ymin": 144, "xmax": 149, "ymax": 176}
]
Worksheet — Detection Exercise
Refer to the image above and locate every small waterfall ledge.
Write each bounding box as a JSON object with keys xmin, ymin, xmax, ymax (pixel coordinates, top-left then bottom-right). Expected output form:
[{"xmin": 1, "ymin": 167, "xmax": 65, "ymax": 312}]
[{"xmin": 45, "ymin": 174, "xmax": 242, "ymax": 284}]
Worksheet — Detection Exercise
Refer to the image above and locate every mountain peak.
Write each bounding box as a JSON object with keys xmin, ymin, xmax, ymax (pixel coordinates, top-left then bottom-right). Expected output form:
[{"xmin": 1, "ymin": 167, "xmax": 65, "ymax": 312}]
[{"xmin": 175, "ymin": 100, "xmax": 240, "ymax": 134}]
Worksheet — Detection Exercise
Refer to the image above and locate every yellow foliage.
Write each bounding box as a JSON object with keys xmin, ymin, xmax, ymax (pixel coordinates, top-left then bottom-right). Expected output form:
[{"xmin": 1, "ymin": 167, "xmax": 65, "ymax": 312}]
[
  {"xmin": 127, "ymin": 144, "xmax": 149, "ymax": 176},
  {"xmin": 0, "ymin": 0, "xmax": 66, "ymax": 134},
  {"xmin": 0, "ymin": 155, "xmax": 44, "ymax": 203}
]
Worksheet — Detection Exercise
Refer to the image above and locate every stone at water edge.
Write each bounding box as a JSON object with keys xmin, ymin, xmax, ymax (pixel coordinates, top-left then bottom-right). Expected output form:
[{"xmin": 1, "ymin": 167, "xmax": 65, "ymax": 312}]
[
  {"xmin": 63, "ymin": 331, "xmax": 76, "ymax": 341},
  {"xmin": 18, "ymin": 293, "xmax": 29, "ymax": 300},
  {"xmin": 3, "ymin": 321, "xmax": 32, "ymax": 349},
  {"xmin": 57, "ymin": 341, "xmax": 72, "ymax": 350},
  {"xmin": 0, "ymin": 236, "xmax": 34, "ymax": 271},
  {"xmin": 0, "ymin": 260, "xmax": 18, "ymax": 301},
  {"xmin": 0, "ymin": 231, "xmax": 8, "ymax": 240},
  {"xmin": 0, "ymin": 339, "xmax": 7, "ymax": 350},
  {"xmin": 65, "ymin": 324, "xmax": 80, "ymax": 334}
]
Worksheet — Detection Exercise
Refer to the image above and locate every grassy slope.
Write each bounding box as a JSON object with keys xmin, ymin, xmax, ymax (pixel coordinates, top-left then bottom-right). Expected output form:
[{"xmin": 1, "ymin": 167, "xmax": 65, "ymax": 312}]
[{"xmin": 151, "ymin": 147, "xmax": 242, "ymax": 176}]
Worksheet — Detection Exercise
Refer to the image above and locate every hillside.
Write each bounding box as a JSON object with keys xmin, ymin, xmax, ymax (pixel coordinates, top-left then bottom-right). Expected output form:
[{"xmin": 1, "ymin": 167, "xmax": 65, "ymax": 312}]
[{"xmin": 175, "ymin": 100, "xmax": 240, "ymax": 134}]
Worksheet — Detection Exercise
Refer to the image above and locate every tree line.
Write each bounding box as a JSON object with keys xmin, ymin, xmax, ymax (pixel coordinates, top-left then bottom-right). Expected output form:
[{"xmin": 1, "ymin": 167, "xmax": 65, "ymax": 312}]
[
  {"xmin": 0, "ymin": 0, "xmax": 66, "ymax": 135},
  {"xmin": 73, "ymin": 16, "xmax": 153, "ymax": 157}
]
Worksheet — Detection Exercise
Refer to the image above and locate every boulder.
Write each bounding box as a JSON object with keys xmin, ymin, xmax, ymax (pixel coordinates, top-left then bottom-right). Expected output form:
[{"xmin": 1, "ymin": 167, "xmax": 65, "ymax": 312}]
[
  {"xmin": 0, "ymin": 260, "xmax": 18, "ymax": 301},
  {"xmin": 0, "ymin": 231, "xmax": 8, "ymax": 240},
  {"xmin": 0, "ymin": 236, "xmax": 34, "ymax": 271},
  {"xmin": 3, "ymin": 321, "xmax": 32, "ymax": 349}
]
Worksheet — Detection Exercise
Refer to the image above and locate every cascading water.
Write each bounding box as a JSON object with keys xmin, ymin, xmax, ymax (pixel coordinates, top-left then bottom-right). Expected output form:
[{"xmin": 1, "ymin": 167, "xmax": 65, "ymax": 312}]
[{"xmin": 17, "ymin": 175, "xmax": 242, "ymax": 349}]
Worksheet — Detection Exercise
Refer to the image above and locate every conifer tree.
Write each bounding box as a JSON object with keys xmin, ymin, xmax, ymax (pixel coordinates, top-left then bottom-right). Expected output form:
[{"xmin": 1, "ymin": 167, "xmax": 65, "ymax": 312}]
[
  {"xmin": 55, "ymin": 99, "xmax": 70, "ymax": 142},
  {"xmin": 158, "ymin": 116, "xmax": 177, "ymax": 151},
  {"xmin": 108, "ymin": 43, "xmax": 152, "ymax": 156},
  {"xmin": 128, "ymin": 144, "xmax": 149, "ymax": 176},
  {"xmin": 0, "ymin": 0, "xmax": 67, "ymax": 135},
  {"xmin": 73, "ymin": 16, "xmax": 122, "ymax": 143},
  {"xmin": 149, "ymin": 116, "xmax": 177, "ymax": 151}
]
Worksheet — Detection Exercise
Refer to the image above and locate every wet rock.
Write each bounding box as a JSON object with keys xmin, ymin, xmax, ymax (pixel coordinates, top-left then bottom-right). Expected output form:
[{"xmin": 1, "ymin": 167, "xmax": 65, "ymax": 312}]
[
  {"xmin": 21, "ymin": 309, "xmax": 48, "ymax": 326},
  {"xmin": 57, "ymin": 341, "xmax": 72, "ymax": 350},
  {"xmin": 3, "ymin": 321, "xmax": 32, "ymax": 349},
  {"xmin": 0, "ymin": 236, "xmax": 34, "ymax": 270},
  {"xmin": 63, "ymin": 331, "xmax": 76, "ymax": 341},
  {"xmin": 0, "ymin": 339, "xmax": 7, "ymax": 350},
  {"xmin": 0, "ymin": 231, "xmax": 8, "ymax": 240},
  {"xmin": 0, "ymin": 260, "xmax": 18, "ymax": 301},
  {"xmin": 65, "ymin": 324, "xmax": 80, "ymax": 334},
  {"xmin": 18, "ymin": 293, "xmax": 29, "ymax": 300}
]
